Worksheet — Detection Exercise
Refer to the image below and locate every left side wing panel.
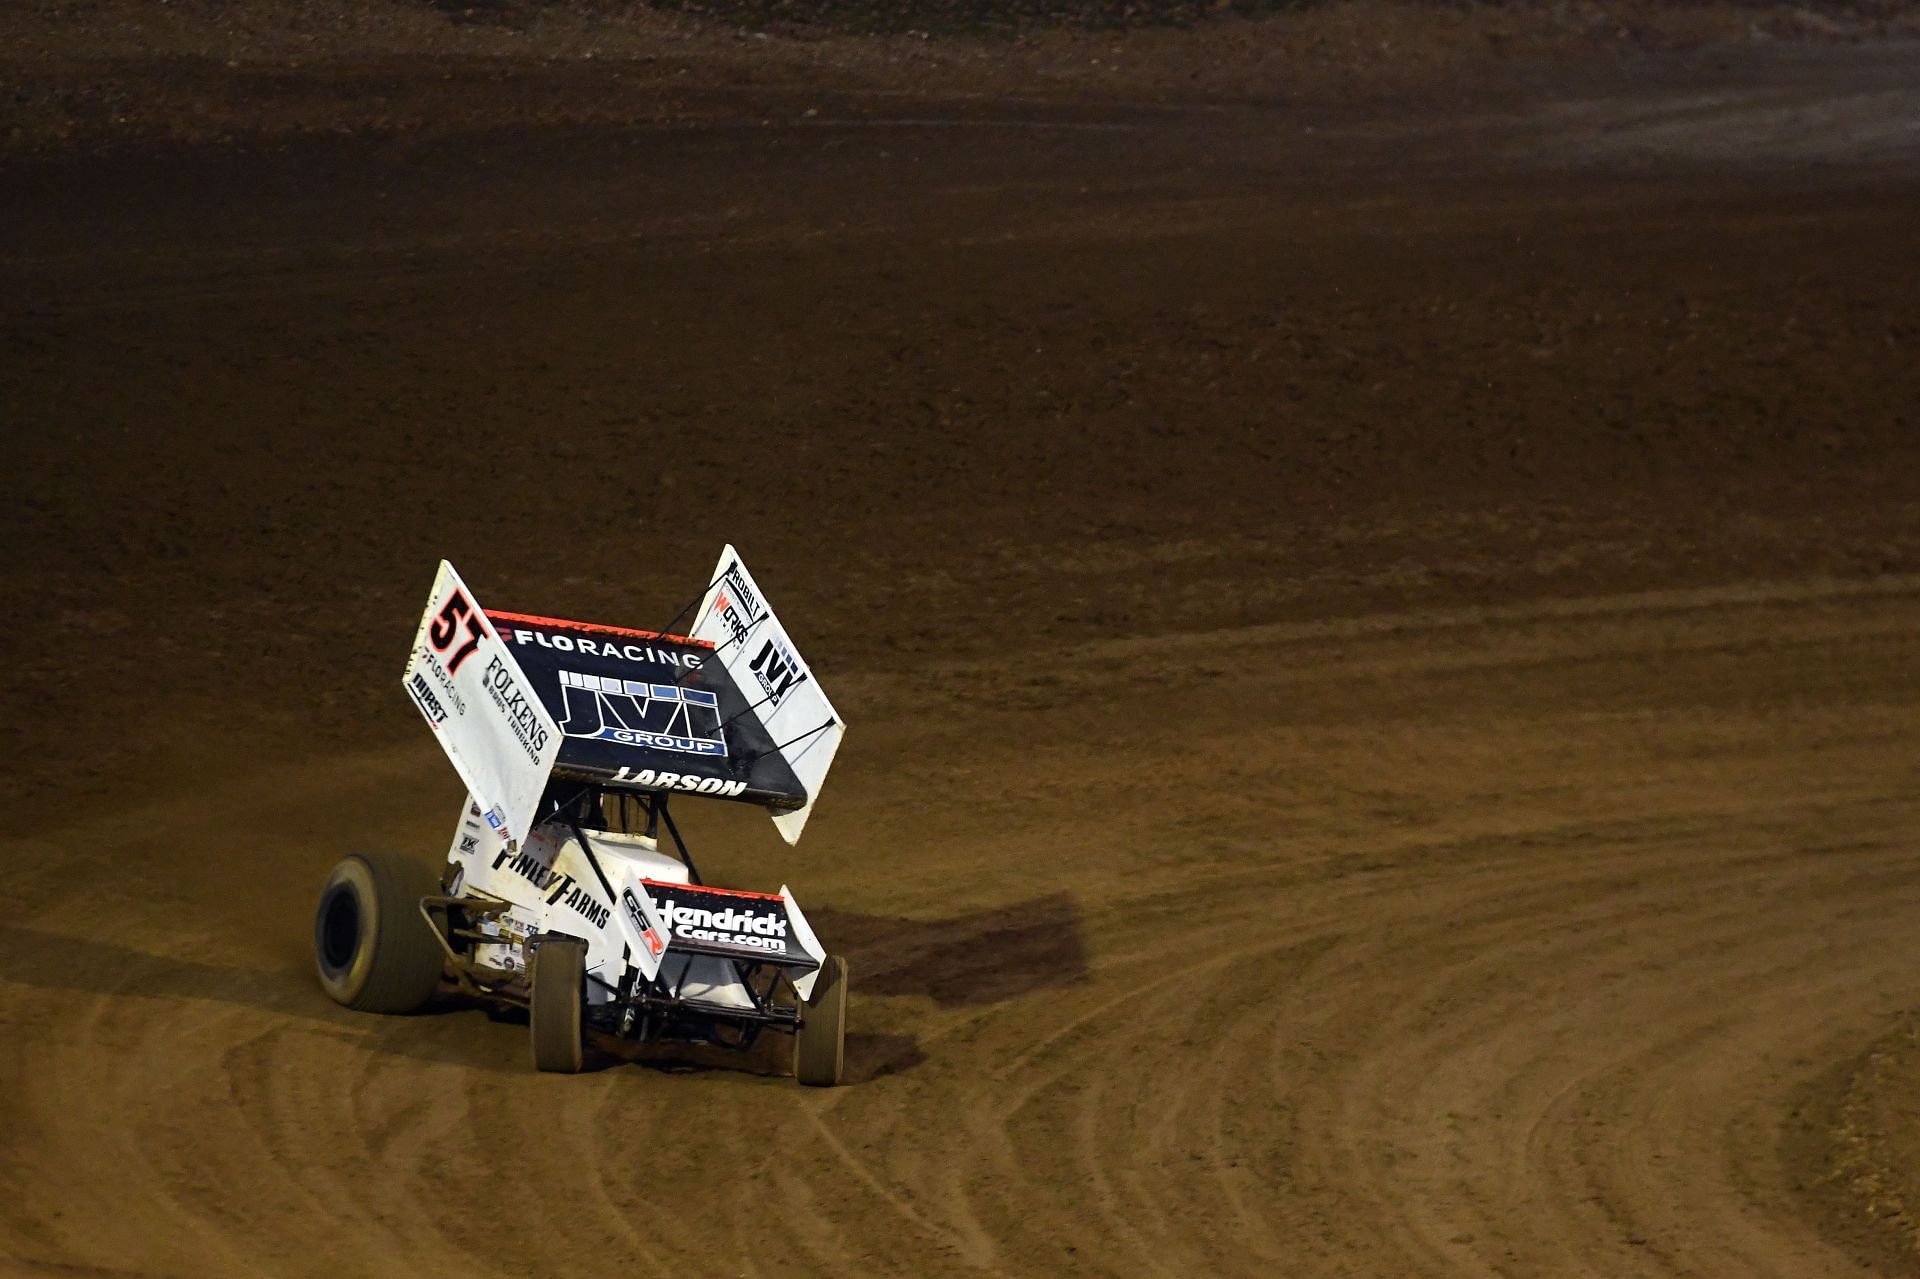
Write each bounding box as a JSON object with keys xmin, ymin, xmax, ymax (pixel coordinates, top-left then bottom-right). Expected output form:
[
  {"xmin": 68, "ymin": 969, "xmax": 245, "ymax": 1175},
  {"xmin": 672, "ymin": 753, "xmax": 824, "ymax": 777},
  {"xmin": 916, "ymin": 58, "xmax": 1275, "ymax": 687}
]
[{"xmin": 403, "ymin": 561, "xmax": 561, "ymax": 850}]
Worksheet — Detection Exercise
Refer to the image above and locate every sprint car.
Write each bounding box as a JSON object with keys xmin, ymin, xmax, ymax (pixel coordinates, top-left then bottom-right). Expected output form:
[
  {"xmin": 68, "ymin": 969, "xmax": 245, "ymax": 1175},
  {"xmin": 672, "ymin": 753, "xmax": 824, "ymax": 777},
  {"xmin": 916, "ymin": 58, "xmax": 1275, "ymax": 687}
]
[{"xmin": 312, "ymin": 548, "xmax": 851, "ymax": 1085}]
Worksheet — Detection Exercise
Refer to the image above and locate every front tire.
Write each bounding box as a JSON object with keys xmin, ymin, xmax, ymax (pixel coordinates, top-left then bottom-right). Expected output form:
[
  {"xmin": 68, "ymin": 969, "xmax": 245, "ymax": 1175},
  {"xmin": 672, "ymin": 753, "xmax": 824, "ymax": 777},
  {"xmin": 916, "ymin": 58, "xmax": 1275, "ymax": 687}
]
[
  {"xmin": 530, "ymin": 938, "xmax": 587, "ymax": 1073},
  {"xmin": 794, "ymin": 955, "xmax": 848, "ymax": 1087},
  {"xmin": 313, "ymin": 852, "xmax": 445, "ymax": 1014}
]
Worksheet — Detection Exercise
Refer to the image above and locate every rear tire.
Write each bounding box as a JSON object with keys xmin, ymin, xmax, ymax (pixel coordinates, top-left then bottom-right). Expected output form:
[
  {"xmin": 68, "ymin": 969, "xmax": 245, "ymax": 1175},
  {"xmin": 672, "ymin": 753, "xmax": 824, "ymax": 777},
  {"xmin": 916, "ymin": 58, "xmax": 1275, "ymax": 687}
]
[
  {"xmin": 313, "ymin": 852, "xmax": 445, "ymax": 1014},
  {"xmin": 794, "ymin": 955, "xmax": 848, "ymax": 1087},
  {"xmin": 530, "ymin": 938, "xmax": 587, "ymax": 1073}
]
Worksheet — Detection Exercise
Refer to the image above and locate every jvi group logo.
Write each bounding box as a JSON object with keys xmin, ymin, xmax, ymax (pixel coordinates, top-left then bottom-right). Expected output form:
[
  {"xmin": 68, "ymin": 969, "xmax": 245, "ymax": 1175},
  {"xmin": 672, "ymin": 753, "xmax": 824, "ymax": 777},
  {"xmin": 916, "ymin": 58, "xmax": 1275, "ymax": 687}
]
[{"xmin": 557, "ymin": 670, "xmax": 726, "ymax": 756}]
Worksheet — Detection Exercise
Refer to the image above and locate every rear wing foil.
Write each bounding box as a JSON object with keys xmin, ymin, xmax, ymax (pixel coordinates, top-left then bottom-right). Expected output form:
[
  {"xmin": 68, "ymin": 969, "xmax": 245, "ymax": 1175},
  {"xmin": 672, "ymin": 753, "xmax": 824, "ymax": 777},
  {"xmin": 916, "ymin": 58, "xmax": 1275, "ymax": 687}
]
[
  {"xmin": 638, "ymin": 879, "xmax": 828, "ymax": 998},
  {"xmin": 688, "ymin": 546, "xmax": 847, "ymax": 845},
  {"xmin": 402, "ymin": 562, "xmax": 560, "ymax": 850}
]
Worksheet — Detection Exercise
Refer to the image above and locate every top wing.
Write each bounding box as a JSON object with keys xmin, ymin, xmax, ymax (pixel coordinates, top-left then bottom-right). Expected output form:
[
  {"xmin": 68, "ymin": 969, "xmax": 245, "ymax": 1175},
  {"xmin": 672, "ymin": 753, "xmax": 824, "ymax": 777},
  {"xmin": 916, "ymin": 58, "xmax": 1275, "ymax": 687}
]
[
  {"xmin": 489, "ymin": 610, "xmax": 808, "ymax": 811},
  {"xmin": 400, "ymin": 551, "xmax": 845, "ymax": 846}
]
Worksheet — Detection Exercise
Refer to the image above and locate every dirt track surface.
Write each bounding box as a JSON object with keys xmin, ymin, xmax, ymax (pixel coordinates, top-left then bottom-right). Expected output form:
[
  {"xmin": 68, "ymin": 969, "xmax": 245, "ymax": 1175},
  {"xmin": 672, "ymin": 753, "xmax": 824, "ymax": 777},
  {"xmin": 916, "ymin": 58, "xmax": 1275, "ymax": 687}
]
[{"xmin": 5, "ymin": 23, "xmax": 1920, "ymax": 1278}]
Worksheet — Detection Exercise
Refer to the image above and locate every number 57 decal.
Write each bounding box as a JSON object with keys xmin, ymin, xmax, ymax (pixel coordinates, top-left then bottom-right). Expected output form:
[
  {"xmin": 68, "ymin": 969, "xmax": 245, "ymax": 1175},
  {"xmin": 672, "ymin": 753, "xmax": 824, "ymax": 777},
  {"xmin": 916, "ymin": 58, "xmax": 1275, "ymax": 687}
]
[{"xmin": 430, "ymin": 591, "xmax": 487, "ymax": 674}]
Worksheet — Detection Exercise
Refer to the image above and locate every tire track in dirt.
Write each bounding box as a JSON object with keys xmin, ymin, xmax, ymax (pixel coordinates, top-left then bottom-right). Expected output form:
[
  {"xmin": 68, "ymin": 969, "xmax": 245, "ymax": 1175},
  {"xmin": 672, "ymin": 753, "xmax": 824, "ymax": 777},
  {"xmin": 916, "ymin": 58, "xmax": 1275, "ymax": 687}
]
[{"xmin": 756, "ymin": 576, "xmax": 1920, "ymax": 1277}]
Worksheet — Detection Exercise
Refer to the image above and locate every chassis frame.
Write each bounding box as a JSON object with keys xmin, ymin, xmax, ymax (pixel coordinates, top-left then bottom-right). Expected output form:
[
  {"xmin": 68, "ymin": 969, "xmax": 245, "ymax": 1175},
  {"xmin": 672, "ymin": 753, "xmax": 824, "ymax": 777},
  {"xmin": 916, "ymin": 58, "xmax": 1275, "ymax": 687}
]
[{"xmin": 416, "ymin": 786, "xmax": 813, "ymax": 1055}]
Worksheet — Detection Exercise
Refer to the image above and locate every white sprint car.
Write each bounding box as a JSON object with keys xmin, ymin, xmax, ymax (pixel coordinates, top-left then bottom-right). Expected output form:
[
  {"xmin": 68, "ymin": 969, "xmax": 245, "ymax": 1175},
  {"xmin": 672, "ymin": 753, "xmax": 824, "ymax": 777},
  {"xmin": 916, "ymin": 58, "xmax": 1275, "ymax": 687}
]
[{"xmin": 313, "ymin": 548, "xmax": 851, "ymax": 1085}]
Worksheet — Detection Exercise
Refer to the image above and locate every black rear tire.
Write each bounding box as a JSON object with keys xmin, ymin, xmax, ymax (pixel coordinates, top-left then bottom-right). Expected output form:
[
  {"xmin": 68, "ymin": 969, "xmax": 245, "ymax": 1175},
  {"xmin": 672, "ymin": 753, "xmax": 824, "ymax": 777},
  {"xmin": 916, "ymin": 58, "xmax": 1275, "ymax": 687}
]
[
  {"xmin": 313, "ymin": 852, "xmax": 445, "ymax": 1014},
  {"xmin": 794, "ymin": 955, "xmax": 848, "ymax": 1087},
  {"xmin": 530, "ymin": 938, "xmax": 587, "ymax": 1073}
]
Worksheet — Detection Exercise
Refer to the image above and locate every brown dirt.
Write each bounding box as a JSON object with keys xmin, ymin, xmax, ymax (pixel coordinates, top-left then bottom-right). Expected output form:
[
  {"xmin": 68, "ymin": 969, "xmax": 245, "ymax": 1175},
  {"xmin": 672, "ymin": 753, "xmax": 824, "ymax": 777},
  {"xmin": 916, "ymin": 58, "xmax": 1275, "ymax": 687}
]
[
  {"xmin": 1799, "ymin": 1017, "xmax": 1920, "ymax": 1273},
  {"xmin": 5, "ymin": 8, "xmax": 1920, "ymax": 1276}
]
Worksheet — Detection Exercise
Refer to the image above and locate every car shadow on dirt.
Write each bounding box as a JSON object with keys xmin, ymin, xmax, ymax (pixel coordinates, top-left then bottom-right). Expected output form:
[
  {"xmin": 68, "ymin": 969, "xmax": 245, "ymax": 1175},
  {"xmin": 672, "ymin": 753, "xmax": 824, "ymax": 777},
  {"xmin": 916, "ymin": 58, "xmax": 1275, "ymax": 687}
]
[
  {"xmin": 808, "ymin": 891, "xmax": 1090, "ymax": 1008},
  {"xmin": 0, "ymin": 892, "xmax": 1085, "ymax": 1080},
  {"xmin": 0, "ymin": 922, "xmax": 556, "ymax": 1073},
  {"xmin": 0, "ymin": 922, "xmax": 931, "ymax": 1083}
]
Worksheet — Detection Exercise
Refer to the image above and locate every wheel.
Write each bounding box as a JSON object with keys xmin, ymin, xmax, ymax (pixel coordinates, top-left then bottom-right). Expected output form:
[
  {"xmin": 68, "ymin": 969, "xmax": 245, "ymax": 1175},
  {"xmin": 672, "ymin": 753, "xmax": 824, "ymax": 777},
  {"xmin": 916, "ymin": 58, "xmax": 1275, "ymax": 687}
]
[
  {"xmin": 313, "ymin": 852, "xmax": 445, "ymax": 1014},
  {"xmin": 794, "ymin": 955, "xmax": 848, "ymax": 1087},
  {"xmin": 530, "ymin": 938, "xmax": 587, "ymax": 1073}
]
